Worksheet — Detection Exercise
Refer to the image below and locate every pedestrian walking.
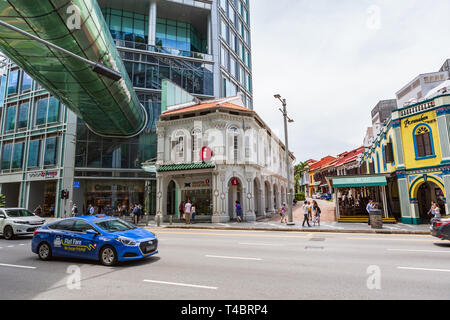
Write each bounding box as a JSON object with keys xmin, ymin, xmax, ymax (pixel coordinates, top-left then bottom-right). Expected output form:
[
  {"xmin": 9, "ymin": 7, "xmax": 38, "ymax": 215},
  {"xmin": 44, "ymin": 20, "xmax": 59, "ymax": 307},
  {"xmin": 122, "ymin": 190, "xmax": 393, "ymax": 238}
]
[
  {"xmin": 184, "ymin": 200, "xmax": 192, "ymax": 224},
  {"xmin": 71, "ymin": 204, "xmax": 78, "ymax": 217},
  {"xmin": 132, "ymin": 203, "xmax": 140, "ymax": 224},
  {"xmin": 429, "ymin": 202, "xmax": 441, "ymax": 220},
  {"xmin": 235, "ymin": 201, "xmax": 243, "ymax": 222},
  {"xmin": 88, "ymin": 203, "xmax": 95, "ymax": 215},
  {"xmin": 191, "ymin": 203, "xmax": 196, "ymax": 223},
  {"xmin": 179, "ymin": 201, "xmax": 185, "ymax": 220},
  {"xmin": 307, "ymin": 203, "xmax": 312, "ymax": 222},
  {"xmin": 138, "ymin": 203, "xmax": 144, "ymax": 223},
  {"xmin": 312, "ymin": 200, "xmax": 321, "ymax": 227},
  {"xmin": 120, "ymin": 204, "xmax": 127, "ymax": 219},
  {"xmin": 33, "ymin": 205, "xmax": 42, "ymax": 217},
  {"xmin": 280, "ymin": 203, "xmax": 287, "ymax": 223},
  {"xmin": 302, "ymin": 201, "xmax": 311, "ymax": 227}
]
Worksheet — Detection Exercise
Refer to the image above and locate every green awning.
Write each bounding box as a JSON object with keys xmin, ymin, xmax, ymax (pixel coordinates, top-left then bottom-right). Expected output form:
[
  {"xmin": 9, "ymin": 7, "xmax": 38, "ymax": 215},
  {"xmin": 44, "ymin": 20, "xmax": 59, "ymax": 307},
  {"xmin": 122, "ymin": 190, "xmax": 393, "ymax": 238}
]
[
  {"xmin": 157, "ymin": 162, "xmax": 215, "ymax": 172},
  {"xmin": 331, "ymin": 176, "xmax": 387, "ymax": 188}
]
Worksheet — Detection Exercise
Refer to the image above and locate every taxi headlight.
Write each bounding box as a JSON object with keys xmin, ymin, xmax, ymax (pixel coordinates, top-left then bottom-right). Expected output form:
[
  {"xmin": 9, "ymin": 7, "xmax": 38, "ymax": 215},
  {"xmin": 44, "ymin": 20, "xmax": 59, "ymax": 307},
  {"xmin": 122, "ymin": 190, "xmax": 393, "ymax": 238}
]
[{"xmin": 116, "ymin": 236, "xmax": 137, "ymax": 246}]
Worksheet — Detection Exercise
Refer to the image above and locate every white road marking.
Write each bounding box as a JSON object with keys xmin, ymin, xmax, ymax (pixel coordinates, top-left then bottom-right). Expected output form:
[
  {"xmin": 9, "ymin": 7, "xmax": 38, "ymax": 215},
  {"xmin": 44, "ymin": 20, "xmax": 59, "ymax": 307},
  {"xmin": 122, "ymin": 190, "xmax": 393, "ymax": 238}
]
[
  {"xmin": 7, "ymin": 246, "xmax": 14, "ymax": 248},
  {"xmin": 143, "ymin": 280, "xmax": 217, "ymax": 290},
  {"xmin": 19, "ymin": 244, "xmax": 25, "ymax": 246},
  {"xmin": 205, "ymin": 255, "xmax": 262, "ymax": 261},
  {"xmin": 239, "ymin": 242, "xmax": 282, "ymax": 246},
  {"xmin": 398, "ymin": 266, "xmax": 450, "ymax": 273},
  {"xmin": 389, "ymin": 249, "xmax": 450, "ymax": 254},
  {"xmin": 0, "ymin": 263, "xmax": 36, "ymax": 269}
]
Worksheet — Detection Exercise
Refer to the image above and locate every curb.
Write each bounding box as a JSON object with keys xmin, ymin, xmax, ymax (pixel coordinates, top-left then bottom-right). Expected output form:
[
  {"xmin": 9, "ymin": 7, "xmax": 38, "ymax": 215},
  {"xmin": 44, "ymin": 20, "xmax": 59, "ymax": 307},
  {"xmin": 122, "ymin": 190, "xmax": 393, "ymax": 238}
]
[{"xmin": 148, "ymin": 224, "xmax": 431, "ymax": 235}]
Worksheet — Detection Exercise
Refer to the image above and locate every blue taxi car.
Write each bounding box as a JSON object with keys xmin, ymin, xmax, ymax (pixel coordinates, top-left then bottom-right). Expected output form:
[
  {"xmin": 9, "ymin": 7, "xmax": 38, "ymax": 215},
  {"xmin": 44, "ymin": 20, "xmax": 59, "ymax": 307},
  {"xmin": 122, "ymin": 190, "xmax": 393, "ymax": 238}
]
[{"xmin": 31, "ymin": 215, "xmax": 158, "ymax": 266}]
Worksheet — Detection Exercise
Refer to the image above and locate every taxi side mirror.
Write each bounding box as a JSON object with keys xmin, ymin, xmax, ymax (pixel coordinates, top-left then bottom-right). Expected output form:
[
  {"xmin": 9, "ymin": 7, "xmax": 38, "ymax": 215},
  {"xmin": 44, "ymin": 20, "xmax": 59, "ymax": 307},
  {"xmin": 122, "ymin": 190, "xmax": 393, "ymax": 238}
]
[{"xmin": 86, "ymin": 229, "xmax": 98, "ymax": 236}]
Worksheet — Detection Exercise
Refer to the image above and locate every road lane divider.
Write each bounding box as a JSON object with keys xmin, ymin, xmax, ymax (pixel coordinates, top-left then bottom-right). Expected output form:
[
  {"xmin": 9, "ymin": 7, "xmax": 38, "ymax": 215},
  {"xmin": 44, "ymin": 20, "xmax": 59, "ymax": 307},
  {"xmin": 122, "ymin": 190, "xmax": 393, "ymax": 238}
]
[
  {"xmin": 398, "ymin": 266, "xmax": 450, "ymax": 273},
  {"xmin": 205, "ymin": 255, "xmax": 262, "ymax": 261},
  {"xmin": 238, "ymin": 242, "xmax": 282, "ymax": 246},
  {"xmin": 388, "ymin": 249, "xmax": 450, "ymax": 254},
  {"xmin": 143, "ymin": 279, "xmax": 217, "ymax": 290},
  {"xmin": 0, "ymin": 263, "xmax": 36, "ymax": 269}
]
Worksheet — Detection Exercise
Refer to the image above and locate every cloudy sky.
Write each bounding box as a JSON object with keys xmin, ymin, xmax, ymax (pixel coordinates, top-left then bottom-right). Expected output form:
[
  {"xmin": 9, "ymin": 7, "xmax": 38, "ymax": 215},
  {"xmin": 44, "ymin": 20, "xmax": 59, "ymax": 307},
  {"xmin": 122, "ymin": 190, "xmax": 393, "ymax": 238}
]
[{"xmin": 249, "ymin": 0, "xmax": 450, "ymax": 163}]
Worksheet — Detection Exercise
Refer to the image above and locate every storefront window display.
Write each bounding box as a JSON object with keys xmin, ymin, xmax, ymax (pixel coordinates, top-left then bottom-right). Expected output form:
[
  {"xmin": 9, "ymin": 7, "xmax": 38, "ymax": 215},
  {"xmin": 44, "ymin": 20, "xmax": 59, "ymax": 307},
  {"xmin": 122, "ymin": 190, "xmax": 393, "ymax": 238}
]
[{"xmin": 84, "ymin": 180, "xmax": 144, "ymax": 215}]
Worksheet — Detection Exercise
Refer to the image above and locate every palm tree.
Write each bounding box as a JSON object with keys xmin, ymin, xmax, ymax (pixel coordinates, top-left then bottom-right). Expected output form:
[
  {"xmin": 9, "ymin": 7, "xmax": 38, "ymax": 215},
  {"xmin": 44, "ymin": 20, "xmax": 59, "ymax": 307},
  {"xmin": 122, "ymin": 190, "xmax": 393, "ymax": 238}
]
[{"xmin": 294, "ymin": 162, "xmax": 309, "ymax": 193}]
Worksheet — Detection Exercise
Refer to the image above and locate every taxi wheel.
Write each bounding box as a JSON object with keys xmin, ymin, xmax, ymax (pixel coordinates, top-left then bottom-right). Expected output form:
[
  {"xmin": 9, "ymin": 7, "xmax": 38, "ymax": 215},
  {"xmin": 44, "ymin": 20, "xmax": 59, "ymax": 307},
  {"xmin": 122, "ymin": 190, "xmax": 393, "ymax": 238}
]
[
  {"xmin": 4, "ymin": 226, "xmax": 14, "ymax": 240},
  {"xmin": 100, "ymin": 246, "xmax": 117, "ymax": 266},
  {"xmin": 38, "ymin": 242, "xmax": 52, "ymax": 261}
]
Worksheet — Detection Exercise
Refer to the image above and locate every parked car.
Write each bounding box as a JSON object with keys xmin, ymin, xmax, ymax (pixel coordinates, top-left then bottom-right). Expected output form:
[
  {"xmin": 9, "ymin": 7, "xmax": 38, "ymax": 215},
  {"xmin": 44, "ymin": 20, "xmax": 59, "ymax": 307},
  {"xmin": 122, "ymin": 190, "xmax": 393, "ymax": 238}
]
[
  {"xmin": 430, "ymin": 217, "xmax": 450, "ymax": 240},
  {"xmin": 312, "ymin": 193, "xmax": 322, "ymax": 199},
  {"xmin": 0, "ymin": 208, "xmax": 46, "ymax": 240},
  {"xmin": 320, "ymin": 193, "xmax": 332, "ymax": 200},
  {"xmin": 32, "ymin": 215, "xmax": 158, "ymax": 266}
]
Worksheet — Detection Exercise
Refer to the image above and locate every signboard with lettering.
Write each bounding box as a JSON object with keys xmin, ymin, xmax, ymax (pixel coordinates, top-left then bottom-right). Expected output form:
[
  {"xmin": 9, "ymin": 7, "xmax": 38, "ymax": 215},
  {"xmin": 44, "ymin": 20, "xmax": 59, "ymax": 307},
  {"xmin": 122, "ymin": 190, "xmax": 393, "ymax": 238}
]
[{"xmin": 28, "ymin": 170, "xmax": 59, "ymax": 181}]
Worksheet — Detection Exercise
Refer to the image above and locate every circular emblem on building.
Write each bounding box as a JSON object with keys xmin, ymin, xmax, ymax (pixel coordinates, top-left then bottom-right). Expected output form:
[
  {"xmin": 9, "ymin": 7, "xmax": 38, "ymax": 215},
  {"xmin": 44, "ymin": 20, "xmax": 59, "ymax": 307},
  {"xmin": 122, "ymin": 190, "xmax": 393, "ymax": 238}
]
[{"xmin": 200, "ymin": 146, "xmax": 213, "ymax": 162}]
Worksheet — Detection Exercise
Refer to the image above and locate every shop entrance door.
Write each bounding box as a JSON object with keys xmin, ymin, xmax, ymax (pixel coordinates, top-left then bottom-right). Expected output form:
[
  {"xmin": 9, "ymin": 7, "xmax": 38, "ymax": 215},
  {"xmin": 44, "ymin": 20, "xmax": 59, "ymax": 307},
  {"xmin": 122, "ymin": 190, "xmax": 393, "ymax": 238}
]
[
  {"xmin": 418, "ymin": 182, "xmax": 446, "ymax": 223},
  {"xmin": 43, "ymin": 181, "xmax": 57, "ymax": 217},
  {"xmin": 228, "ymin": 178, "xmax": 242, "ymax": 219},
  {"xmin": 167, "ymin": 181, "xmax": 176, "ymax": 216}
]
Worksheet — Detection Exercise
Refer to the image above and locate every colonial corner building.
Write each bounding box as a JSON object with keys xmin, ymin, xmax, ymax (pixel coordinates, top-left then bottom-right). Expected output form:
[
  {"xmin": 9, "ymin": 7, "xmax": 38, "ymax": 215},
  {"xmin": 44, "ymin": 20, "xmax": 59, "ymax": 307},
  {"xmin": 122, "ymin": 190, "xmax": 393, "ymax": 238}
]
[
  {"xmin": 154, "ymin": 94, "xmax": 295, "ymax": 223},
  {"xmin": 362, "ymin": 93, "xmax": 450, "ymax": 224}
]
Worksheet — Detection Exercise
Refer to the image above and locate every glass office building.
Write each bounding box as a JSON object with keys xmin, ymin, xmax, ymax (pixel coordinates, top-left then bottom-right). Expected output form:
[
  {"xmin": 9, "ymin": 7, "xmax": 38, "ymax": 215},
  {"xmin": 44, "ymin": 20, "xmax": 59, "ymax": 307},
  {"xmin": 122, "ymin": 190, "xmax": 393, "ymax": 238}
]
[{"xmin": 0, "ymin": 0, "xmax": 252, "ymax": 217}]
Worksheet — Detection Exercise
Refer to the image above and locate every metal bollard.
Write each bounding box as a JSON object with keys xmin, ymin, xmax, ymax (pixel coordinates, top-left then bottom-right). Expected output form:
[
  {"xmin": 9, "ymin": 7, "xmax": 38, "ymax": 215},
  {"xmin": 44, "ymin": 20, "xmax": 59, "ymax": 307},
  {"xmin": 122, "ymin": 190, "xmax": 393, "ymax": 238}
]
[
  {"xmin": 169, "ymin": 215, "xmax": 173, "ymax": 225},
  {"xmin": 145, "ymin": 214, "xmax": 149, "ymax": 226},
  {"xmin": 156, "ymin": 214, "xmax": 161, "ymax": 227}
]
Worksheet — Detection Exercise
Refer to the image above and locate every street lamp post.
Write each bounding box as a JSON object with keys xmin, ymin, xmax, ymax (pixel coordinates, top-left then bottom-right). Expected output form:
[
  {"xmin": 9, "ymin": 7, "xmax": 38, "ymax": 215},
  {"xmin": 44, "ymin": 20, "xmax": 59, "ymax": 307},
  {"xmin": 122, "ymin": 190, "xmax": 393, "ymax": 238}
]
[{"xmin": 274, "ymin": 94, "xmax": 295, "ymax": 226}]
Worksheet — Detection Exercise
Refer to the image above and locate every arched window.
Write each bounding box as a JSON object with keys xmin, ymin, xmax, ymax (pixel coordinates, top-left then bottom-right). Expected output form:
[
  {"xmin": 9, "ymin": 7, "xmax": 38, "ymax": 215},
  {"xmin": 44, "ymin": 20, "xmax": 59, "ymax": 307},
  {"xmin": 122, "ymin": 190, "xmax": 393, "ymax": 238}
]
[
  {"xmin": 413, "ymin": 124, "xmax": 435, "ymax": 160},
  {"xmin": 227, "ymin": 126, "xmax": 240, "ymax": 162},
  {"xmin": 191, "ymin": 128, "xmax": 202, "ymax": 163},
  {"xmin": 171, "ymin": 130, "xmax": 186, "ymax": 163}
]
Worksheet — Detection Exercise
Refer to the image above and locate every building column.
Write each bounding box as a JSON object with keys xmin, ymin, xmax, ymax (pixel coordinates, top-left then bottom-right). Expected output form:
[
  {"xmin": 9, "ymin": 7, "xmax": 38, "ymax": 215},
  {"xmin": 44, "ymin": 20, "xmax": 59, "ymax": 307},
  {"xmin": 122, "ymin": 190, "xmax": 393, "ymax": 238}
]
[
  {"xmin": 442, "ymin": 169, "xmax": 450, "ymax": 215},
  {"xmin": 436, "ymin": 108, "xmax": 450, "ymax": 165},
  {"xmin": 397, "ymin": 175, "xmax": 414, "ymax": 224},
  {"xmin": 211, "ymin": 172, "xmax": 229, "ymax": 223},
  {"xmin": 207, "ymin": 13, "xmax": 212, "ymax": 55},
  {"xmin": 148, "ymin": 0, "xmax": 157, "ymax": 46},
  {"xmin": 244, "ymin": 176, "xmax": 256, "ymax": 222},
  {"xmin": 391, "ymin": 115, "xmax": 405, "ymax": 170}
]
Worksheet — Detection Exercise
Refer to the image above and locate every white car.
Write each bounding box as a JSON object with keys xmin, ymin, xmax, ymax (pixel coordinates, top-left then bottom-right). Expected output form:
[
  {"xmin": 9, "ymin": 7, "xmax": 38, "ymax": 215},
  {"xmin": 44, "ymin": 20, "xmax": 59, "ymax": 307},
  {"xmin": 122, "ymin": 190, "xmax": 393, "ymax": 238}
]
[
  {"xmin": 0, "ymin": 208, "xmax": 46, "ymax": 240},
  {"xmin": 312, "ymin": 193, "xmax": 322, "ymax": 199}
]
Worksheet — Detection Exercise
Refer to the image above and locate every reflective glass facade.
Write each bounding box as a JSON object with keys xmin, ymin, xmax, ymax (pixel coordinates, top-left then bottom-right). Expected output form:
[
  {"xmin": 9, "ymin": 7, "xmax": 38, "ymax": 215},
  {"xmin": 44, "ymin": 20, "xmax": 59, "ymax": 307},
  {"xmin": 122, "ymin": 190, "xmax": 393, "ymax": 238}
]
[
  {"xmin": 121, "ymin": 51, "xmax": 213, "ymax": 96},
  {"xmin": 101, "ymin": 8, "xmax": 149, "ymax": 44},
  {"xmin": 156, "ymin": 18, "xmax": 207, "ymax": 53}
]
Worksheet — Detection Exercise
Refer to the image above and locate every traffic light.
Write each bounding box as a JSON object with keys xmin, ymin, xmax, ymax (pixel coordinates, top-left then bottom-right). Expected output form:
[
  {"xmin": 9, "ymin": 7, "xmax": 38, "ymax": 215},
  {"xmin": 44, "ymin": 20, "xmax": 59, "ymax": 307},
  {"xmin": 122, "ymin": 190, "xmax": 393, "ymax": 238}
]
[{"xmin": 60, "ymin": 189, "xmax": 69, "ymax": 199}]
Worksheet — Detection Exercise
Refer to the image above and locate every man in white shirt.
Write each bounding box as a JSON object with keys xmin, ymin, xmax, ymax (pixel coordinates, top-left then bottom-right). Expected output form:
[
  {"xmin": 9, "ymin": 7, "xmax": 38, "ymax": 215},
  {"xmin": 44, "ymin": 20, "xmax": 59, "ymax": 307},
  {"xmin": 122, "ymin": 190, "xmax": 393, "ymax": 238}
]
[{"xmin": 184, "ymin": 200, "xmax": 192, "ymax": 224}]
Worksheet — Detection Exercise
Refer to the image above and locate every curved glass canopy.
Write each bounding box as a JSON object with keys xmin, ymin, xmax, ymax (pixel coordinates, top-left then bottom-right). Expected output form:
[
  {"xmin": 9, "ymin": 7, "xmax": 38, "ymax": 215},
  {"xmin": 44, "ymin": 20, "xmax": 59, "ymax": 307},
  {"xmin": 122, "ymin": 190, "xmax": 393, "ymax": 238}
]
[{"xmin": 0, "ymin": 0, "xmax": 147, "ymax": 137}]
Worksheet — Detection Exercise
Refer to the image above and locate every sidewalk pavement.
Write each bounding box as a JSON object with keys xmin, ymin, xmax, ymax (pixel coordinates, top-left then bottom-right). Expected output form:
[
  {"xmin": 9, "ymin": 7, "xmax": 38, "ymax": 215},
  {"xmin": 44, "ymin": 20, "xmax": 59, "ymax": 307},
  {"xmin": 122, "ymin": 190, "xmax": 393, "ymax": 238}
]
[{"xmin": 41, "ymin": 214, "xmax": 431, "ymax": 235}]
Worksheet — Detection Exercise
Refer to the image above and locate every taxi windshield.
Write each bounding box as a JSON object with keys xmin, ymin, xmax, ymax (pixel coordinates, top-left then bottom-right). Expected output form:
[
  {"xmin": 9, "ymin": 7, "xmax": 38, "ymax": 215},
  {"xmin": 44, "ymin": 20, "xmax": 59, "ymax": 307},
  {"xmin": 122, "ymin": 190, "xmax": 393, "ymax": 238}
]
[
  {"xmin": 5, "ymin": 209, "xmax": 35, "ymax": 217},
  {"xmin": 94, "ymin": 219, "xmax": 136, "ymax": 233}
]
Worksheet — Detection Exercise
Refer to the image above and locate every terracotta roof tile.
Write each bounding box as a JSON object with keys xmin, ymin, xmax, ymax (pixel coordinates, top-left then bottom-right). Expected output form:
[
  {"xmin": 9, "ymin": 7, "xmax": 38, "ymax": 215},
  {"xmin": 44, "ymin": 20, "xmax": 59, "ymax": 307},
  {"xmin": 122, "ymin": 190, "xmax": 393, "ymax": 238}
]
[{"xmin": 162, "ymin": 101, "xmax": 253, "ymax": 116}]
